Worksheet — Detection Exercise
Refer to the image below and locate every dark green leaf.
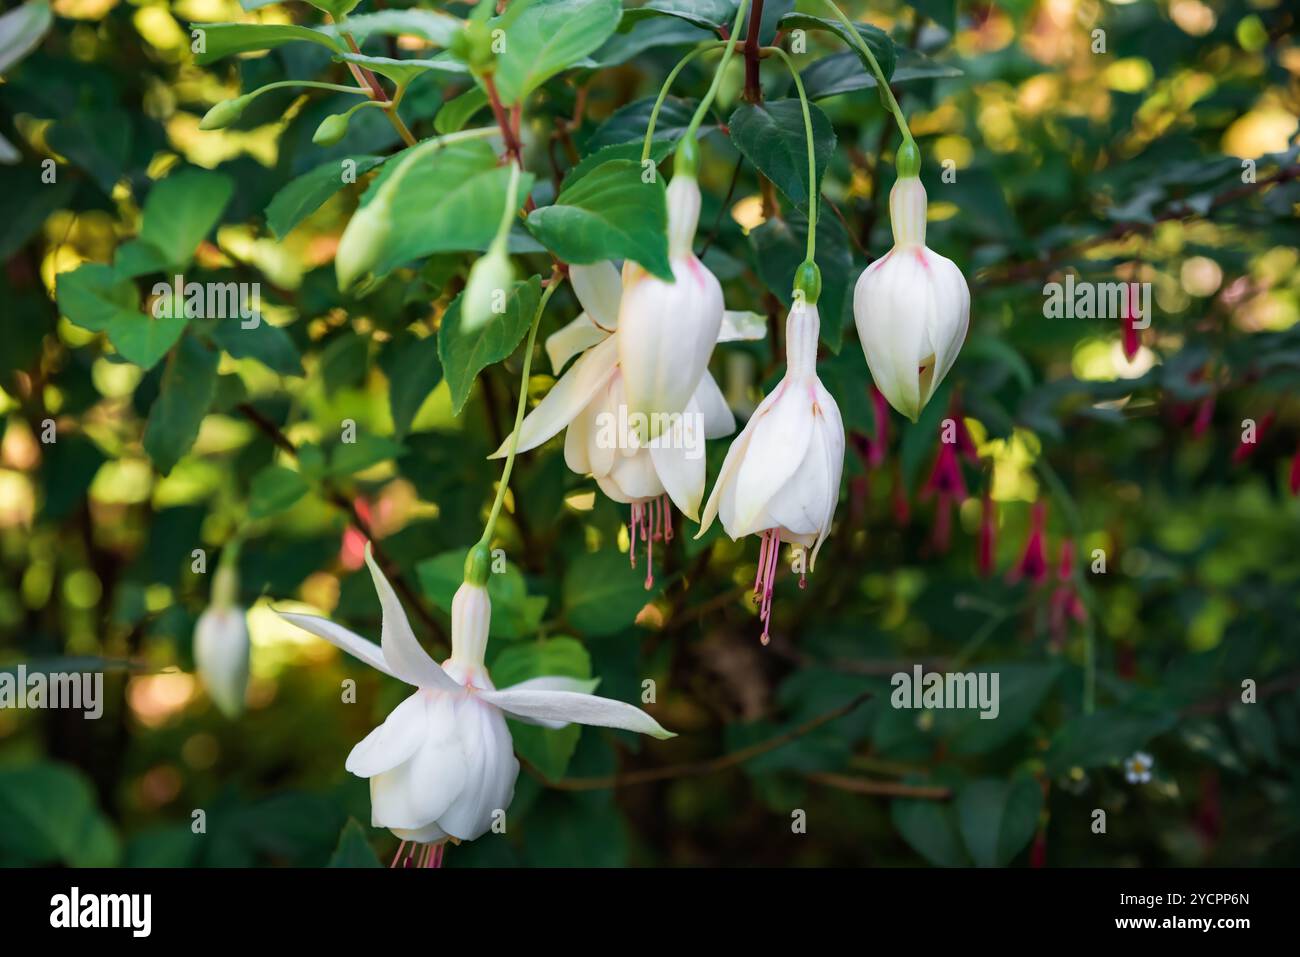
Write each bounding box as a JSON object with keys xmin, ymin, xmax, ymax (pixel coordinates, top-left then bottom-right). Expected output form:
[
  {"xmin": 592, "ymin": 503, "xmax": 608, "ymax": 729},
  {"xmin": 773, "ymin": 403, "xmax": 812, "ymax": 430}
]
[
  {"xmin": 265, "ymin": 155, "xmax": 385, "ymax": 240},
  {"xmin": 438, "ymin": 275, "xmax": 542, "ymax": 415},
  {"xmin": 142, "ymin": 334, "xmax": 219, "ymax": 474},
  {"xmin": 139, "ymin": 169, "xmax": 234, "ymax": 267},
  {"xmin": 563, "ymin": 549, "xmax": 650, "ymax": 637},
  {"xmin": 492, "ymin": 0, "xmax": 623, "ymax": 103},
  {"xmin": 728, "ymin": 99, "xmax": 835, "ymax": 212}
]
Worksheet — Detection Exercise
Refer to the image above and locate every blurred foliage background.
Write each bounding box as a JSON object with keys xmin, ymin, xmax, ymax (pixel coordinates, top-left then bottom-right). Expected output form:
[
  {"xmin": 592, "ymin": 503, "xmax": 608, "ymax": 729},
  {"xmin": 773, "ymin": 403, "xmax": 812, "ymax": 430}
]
[{"xmin": 1, "ymin": 0, "xmax": 1299, "ymax": 868}]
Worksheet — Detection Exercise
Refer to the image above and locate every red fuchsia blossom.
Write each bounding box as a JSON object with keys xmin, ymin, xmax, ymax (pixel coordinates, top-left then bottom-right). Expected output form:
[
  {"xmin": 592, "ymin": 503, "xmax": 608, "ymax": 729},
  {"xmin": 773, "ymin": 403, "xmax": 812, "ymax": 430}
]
[
  {"xmin": 865, "ymin": 384, "xmax": 891, "ymax": 469},
  {"xmin": 1048, "ymin": 538, "xmax": 1087, "ymax": 649},
  {"xmin": 340, "ymin": 497, "xmax": 375, "ymax": 570},
  {"xmin": 1231, "ymin": 411, "xmax": 1274, "ymax": 464},
  {"xmin": 1007, "ymin": 500, "xmax": 1049, "ymax": 585},
  {"xmin": 892, "ymin": 466, "xmax": 911, "ymax": 527},
  {"xmin": 1290, "ymin": 443, "xmax": 1300, "ymax": 496},
  {"xmin": 1121, "ymin": 280, "xmax": 1142, "ymax": 361},
  {"xmin": 921, "ymin": 439, "xmax": 968, "ymax": 553},
  {"xmin": 1192, "ymin": 393, "xmax": 1216, "ymax": 438},
  {"xmin": 977, "ymin": 492, "xmax": 996, "ymax": 578}
]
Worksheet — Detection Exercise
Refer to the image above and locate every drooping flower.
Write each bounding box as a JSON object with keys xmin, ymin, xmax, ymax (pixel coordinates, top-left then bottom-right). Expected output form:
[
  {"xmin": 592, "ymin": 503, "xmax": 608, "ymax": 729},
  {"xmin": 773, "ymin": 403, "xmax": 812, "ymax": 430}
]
[
  {"xmin": 278, "ymin": 546, "xmax": 671, "ymax": 863},
  {"xmin": 491, "ymin": 262, "xmax": 762, "ymax": 585},
  {"xmin": 853, "ymin": 172, "xmax": 970, "ymax": 422},
  {"xmin": 920, "ymin": 437, "xmax": 967, "ymax": 554},
  {"xmin": 194, "ymin": 557, "xmax": 249, "ymax": 718},
  {"xmin": 1048, "ymin": 538, "xmax": 1087, "ymax": 649},
  {"xmin": 697, "ymin": 300, "xmax": 845, "ymax": 644},
  {"xmin": 616, "ymin": 172, "xmax": 725, "ymax": 431},
  {"xmin": 1007, "ymin": 500, "xmax": 1049, "ymax": 585},
  {"xmin": 1124, "ymin": 751, "xmax": 1154, "ymax": 785}
]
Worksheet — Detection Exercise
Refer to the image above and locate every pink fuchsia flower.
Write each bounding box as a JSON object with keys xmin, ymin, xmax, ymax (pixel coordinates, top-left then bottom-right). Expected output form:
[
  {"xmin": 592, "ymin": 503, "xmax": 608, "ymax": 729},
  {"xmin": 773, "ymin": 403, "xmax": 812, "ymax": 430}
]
[
  {"xmin": 977, "ymin": 492, "xmax": 997, "ymax": 578},
  {"xmin": 1007, "ymin": 500, "xmax": 1049, "ymax": 586},
  {"xmin": 1048, "ymin": 538, "xmax": 1087, "ymax": 649},
  {"xmin": 278, "ymin": 545, "xmax": 672, "ymax": 862},
  {"xmin": 920, "ymin": 437, "xmax": 968, "ymax": 554},
  {"xmin": 697, "ymin": 300, "xmax": 845, "ymax": 644},
  {"xmin": 1290, "ymin": 443, "xmax": 1300, "ymax": 496}
]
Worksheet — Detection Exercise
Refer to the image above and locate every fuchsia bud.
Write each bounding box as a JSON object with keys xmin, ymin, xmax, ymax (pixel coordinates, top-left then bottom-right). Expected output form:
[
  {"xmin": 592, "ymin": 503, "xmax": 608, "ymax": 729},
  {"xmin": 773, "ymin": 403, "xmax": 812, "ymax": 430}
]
[
  {"xmin": 1008, "ymin": 500, "xmax": 1049, "ymax": 585},
  {"xmin": 1290, "ymin": 443, "xmax": 1300, "ymax": 496},
  {"xmin": 1121, "ymin": 282, "xmax": 1141, "ymax": 361}
]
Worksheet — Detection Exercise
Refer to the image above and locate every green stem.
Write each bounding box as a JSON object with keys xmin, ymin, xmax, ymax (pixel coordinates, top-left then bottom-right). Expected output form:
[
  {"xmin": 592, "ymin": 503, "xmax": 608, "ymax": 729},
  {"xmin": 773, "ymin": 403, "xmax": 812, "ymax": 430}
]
[
  {"xmin": 253, "ymin": 80, "xmax": 370, "ymax": 97},
  {"xmin": 765, "ymin": 45, "xmax": 818, "ymax": 262},
  {"xmin": 477, "ymin": 273, "xmax": 564, "ymax": 550},
  {"xmin": 820, "ymin": 0, "xmax": 913, "ymax": 148},
  {"xmin": 492, "ymin": 160, "xmax": 523, "ymax": 250},
  {"xmin": 683, "ymin": 0, "xmax": 751, "ymax": 142},
  {"xmin": 641, "ymin": 42, "xmax": 728, "ymax": 163}
]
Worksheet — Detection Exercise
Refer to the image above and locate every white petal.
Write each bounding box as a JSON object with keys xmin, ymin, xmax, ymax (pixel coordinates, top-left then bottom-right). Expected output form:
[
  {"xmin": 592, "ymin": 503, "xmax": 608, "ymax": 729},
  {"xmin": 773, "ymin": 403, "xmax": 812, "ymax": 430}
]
[
  {"xmin": 697, "ymin": 391, "xmax": 772, "ymax": 536},
  {"xmin": 606, "ymin": 447, "xmax": 665, "ymax": 501},
  {"xmin": 545, "ymin": 313, "xmax": 607, "ymax": 373},
  {"xmin": 436, "ymin": 698, "xmax": 518, "ymax": 841},
  {"xmin": 370, "ymin": 693, "xmax": 466, "ymax": 830},
  {"xmin": 569, "ymin": 261, "xmax": 622, "ymax": 330},
  {"xmin": 498, "ymin": 675, "xmax": 603, "ymax": 727},
  {"xmin": 808, "ymin": 381, "xmax": 846, "ymax": 571},
  {"xmin": 479, "ymin": 688, "xmax": 675, "ymax": 739},
  {"xmin": 854, "ymin": 252, "xmax": 928, "ymax": 421},
  {"xmin": 649, "ymin": 397, "xmax": 706, "ymax": 521},
  {"xmin": 693, "ymin": 371, "xmax": 735, "ymax": 439},
  {"xmin": 364, "ymin": 544, "xmax": 460, "ymax": 692},
  {"xmin": 346, "ymin": 691, "xmax": 428, "ymax": 777},
  {"xmin": 194, "ymin": 607, "xmax": 250, "ymax": 718},
  {"xmin": 276, "ymin": 610, "xmax": 398, "ymax": 680},
  {"xmin": 919, "ymin": 251, "xmax": 971, "ymax": 408},
  {"xmin": 489, "ymin": 334, "xmax": 620, "ymax": 459},
  {"xmin": 730, "ymin": 382, "xmax": 814, "ymax": 534}
]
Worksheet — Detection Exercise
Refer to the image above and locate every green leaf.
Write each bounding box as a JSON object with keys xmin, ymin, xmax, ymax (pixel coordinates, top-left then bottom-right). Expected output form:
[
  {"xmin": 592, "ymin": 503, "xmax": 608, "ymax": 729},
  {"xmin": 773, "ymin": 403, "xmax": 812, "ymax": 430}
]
[
  {"xmin": 319, "ymin": 9, "xmax": 461, "ymax": 47},
  {"xmin": 191, "ymin": 22, "xmax": 343, "ymax": 65},
  {"xmin": 387, "ymin": 333, "xmax": 441, "ymax": 439},
  {"xmin": 728, "ymin": 99, "xmax": 836, "ymax": 213},
  {"xmin": 1046, "ymin": 708, "xmax": 1177, "ymax": 775},
  {"xmin": 621, "ymin": 0, "xmax": 736, "ymax": 32},
  {"xmin": 248, "ymin": 465, "xmax": 310, "ymax": 519},
  {"xmin": 328, "ymin": 818, "xmax": 382, "ymax": 868},
  {"xmin": 906, "ymin": 0, "xmax": 957, "ymax": 33},
  {"xmin": 527, "ymin": 159, "xmax": 671, "ymax": 279},
  {"xmin": 105, "ymin": 312, "xmax": 188, "ymax": 370},
  {"xmin": 113, "ymin": 239, "xmax": 174, "ymax": 279},
  {"xmin": 0, "ymin": 164, "xmax": 73, "ymax": 260},
  {"xmin": 56, "ymin": 263, "xmax": 136, "ymax": 333},
  {"xmin": 751, "ymin": 204, "xmax": 853, "ymax": 351},
  {"xmin": 139, "ymin": 169, "xmax": 234, "ymax": 267},
  {"xmin": 327, "ymin": 434, "xmax": 405, "ymax": 476},
  {"xmin": 563, "ymin": 549, "xmax": 650, "ymax": 637},
  {"xmin": 416, "ymin": 548, "xmax": 547, "ymax": 640},
  {"xmin": 335, "ymin": 52, "xmax": 459, "ymax": 87},
  {"xmin": 891, "ymin": 795, "xmax": 970, "ymax": 867},
  {"xmin": 142, "ymin": 334, "xmax": 219, "ymax": 475},
  {"xmin": 492, "ymin": 0, "xmax": 623, "ymax": 103},
  {"xmin": 438, "ymin": 275, "xmax": 542, "ymax": 416},
  {"xmin": 491, "ymin": 637, "xmax": 596, "ymax": 780},
  {"xmin": 304, "ymin": 0, "xmax": 361, "ymax": 19},
  {"xmin": 435, "ymin": 87, "xmax": 489, "ymax": 135},
  {"xmin": 777, "ymin": 12, "xmax": 896, "ymax": 84},
  {"xmin": 0, "ymin": 0, "xmax": 52, "ymax": 74},
  {"xmin": 956, "ymin": 776, "xmax": 1042, "ymax": 867},
  {"xmin": 208, "ymin": 319, "xmax": 303, "ymax": 376},
  {"xmin": 586, "ymin": 95, "xmax": 697, "ymax": 151},
  {"xmin": 0, "ymin": 762, "xmax": 120, "ymax": 867},
  {"xmin": 338, "ymin": 139, "xmax": 532, "ymax": 287},
  {"xmin": 46, "ymin": 109, "xmax": 131, "ymax": 195},
  {"xmin": 802, "ymin": 48, "xmax": 962, "ymax": 100},
  {"xmin": 565, "ymin": 138, "xmax": 674, "ymax": 186},
  {"xmin": 265, "ymin": 155, "xmax": 386, "ymax": 240}
]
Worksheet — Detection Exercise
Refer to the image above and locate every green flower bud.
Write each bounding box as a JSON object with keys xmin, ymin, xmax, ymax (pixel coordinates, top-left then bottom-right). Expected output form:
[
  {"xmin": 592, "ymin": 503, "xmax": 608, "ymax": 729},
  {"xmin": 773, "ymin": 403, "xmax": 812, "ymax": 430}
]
[
  {"xmin": 460, "ymin": 244, "xmax": 514, "ymax": 333},
  {"xmin": 199, "ymin": 95, "xmax": 250, "ymax": 131},
  {"xmin": 675, "ymin": 134, "xmax": 700, "ymax": 179},
  {"xmin": 312, "ymin": 112, "xmax": 351, "ymax": 147},
  {"xmin": 896, "ymin": 139, "xmax": 921, "ymax": 179},
  {"xmin": 335, "ymin": 199, "xmax": 388, "ymax": 291},
  {"xmin": 463, "ymin": 542, "xmax": 493, "ymax": 587},
  {"xmin": 449, "ymin": 21, "xmax": 495, "ymax": 73},
  {"xmin": 794, "ymin": 260, "xmax": 822, "ymax": 306}
]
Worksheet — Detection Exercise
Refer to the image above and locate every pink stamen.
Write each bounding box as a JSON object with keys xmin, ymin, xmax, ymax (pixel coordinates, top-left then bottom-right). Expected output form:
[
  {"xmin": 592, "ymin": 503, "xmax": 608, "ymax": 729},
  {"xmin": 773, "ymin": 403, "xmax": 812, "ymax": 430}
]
[
  {"xmin": 662, "ymin": 494, "xmax": 674, "ymax": 542},
  {"xmin": 756, "ymin": 528, "xmax": 781, "ymax": 645},
  {"xmin": 390, "ymin": 841, "xmax": 408, "ymax": 869},
  {"xmin": 629, "ymin": 502, "xmax": 640, "ymax": 569}
]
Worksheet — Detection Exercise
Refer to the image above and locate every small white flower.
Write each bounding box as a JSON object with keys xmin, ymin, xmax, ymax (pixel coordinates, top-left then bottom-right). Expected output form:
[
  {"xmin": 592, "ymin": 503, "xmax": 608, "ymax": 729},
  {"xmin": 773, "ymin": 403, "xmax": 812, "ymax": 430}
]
[
  {"xmin": 194, "ymin": 562, "xmax": 249, "ymax": 718},
  {"xmin": 1124, "ymin": 751, "xmax": 1154, "ymax": 784},
  {"xmin": 278, "ymin": 546, "xmax": 672, "ymax": 856},
  {"xmin": 853, "ymin": 174, "xmax": 970, "ymax": 421}
]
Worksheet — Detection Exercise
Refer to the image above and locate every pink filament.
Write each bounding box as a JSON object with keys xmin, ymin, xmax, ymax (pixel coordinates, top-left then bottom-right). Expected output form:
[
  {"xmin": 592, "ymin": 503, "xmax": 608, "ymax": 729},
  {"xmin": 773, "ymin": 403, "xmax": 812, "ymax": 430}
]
[
  {"xmin": 754, "ymin": 529, "xmax": 781, "ymax": 645},
  {"xmin": 630, "ymin": 495, "xmax": 676, "ymax": 590}
]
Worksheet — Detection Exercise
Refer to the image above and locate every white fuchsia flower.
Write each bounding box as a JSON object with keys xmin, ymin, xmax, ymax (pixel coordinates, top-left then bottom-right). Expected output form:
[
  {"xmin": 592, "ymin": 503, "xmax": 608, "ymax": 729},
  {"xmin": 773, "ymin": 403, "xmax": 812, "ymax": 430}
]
[
  {"xmin": 615, "ymin": 172, "xmax": 726, "ymax": 432},
  {"xmin": 698, "ymin": 297, "xmax": 845, "ymax": 644},
  {"xmin": 194, "ymin": 559, "xmax": 250, "ymax": 718},
  {"xmin": 491, "ymin": 261, "xmax": 763, "ymax": 586},
  {"xmin": 1125, "ymin": 751, "xmax": 1154, "ymax": 785},
  {"xmin": 853, "ymin": 170, "xmax": 970, "ymax": 422},
  {"xmin": 278, "ymin": 545, "xmax": 672, "ymax": 865}
]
